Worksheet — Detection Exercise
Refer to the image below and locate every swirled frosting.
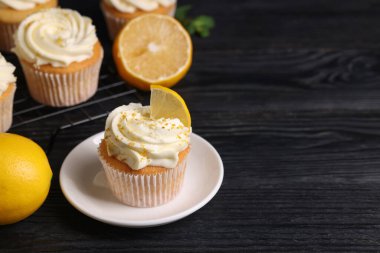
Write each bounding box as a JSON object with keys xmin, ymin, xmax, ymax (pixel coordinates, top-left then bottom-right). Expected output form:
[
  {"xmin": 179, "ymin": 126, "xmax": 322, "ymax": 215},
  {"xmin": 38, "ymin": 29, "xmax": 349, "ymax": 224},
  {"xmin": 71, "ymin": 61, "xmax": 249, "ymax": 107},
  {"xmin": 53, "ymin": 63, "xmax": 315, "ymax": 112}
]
[
  {"xmin": 0, "ymin": 0, "xmax": 48, "ymax": 10},
  {"xmin": 104, "ymin": 103, "xmax": 191, "ymax": 170},
  {"xmin": 13, "ymin": 8, "xmax": 98, "ymax": 67},
  {"xmin": 106, "ymin": 0, "xmax": 176, "ymax": 13},
  {"xmin": 0, "ymin": 53, "xmax": 16, "ymax": 96}
]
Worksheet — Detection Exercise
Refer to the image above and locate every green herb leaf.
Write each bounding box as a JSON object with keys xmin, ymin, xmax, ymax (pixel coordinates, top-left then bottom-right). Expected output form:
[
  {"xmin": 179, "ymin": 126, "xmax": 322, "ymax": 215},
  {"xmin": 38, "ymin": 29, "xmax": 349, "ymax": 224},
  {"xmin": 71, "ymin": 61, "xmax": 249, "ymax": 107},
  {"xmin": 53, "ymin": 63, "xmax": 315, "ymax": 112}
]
[
  {"xmin": 175, "ymin": 5, "xmax": 215, "ymax": 38},
  {"xmin": 175, "ymin": 5, "xmax": 192, "ymax": 23},
  {"xmin": 191, "ymin": 15, "xmax": 215, "ymax": 38},
  {"xmin": 186, "ymin": 24, "xmax": 196, "ymax": 35}
]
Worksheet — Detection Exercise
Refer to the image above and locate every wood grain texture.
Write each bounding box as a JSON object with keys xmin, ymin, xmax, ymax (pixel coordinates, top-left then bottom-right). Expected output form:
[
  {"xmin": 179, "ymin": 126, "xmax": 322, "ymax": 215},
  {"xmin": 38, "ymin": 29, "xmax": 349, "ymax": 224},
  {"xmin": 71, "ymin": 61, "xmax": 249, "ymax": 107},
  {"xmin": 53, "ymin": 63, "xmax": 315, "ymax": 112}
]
[{"xmin": 3, "ymin": 0, "xmax": 380, "ymax": 252}]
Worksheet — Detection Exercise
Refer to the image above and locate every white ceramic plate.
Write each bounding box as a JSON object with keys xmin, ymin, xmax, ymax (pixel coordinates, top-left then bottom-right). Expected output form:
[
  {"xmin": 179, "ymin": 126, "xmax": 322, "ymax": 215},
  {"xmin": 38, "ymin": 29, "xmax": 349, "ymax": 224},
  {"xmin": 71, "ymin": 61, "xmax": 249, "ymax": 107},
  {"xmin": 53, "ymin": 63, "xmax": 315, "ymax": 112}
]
[{"xmin": 59, "ymin": 132, "xmax": 224, "ymax": 228}]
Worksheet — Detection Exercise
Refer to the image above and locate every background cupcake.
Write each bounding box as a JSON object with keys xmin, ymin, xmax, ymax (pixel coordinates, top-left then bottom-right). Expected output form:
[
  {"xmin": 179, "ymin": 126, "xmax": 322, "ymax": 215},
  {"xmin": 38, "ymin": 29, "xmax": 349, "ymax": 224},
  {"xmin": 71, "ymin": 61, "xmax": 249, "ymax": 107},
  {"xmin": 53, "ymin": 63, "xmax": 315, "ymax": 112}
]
[
  {"xmin": 13, "ymin": 8, "xmax": 104, "ymax": 107},
  {"xmin": 98, "ymin": 103, "xmax": 191, "ymax": 207},
  {"xmin": 101, "ymin": 0, "xmax": 176, "ymax": 40},
  {"xmin": 0, "ymin": 0, "xmax": 57, "ymax": 52},
  {"xmin": 0, "ymin": 53, "xmax": 16, "ymax": 132}
]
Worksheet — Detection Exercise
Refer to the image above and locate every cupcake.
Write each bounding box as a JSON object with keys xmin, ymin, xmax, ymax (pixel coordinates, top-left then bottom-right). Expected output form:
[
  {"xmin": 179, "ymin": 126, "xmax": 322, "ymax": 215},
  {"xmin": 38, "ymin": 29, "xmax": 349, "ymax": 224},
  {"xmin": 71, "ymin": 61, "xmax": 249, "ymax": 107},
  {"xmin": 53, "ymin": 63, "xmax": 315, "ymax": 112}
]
[
  {"xmin": 0, "ymin": 53, "xmax": 16, "ymax": 132},
  {"xmin": 101, "ymin": 0, "xmax": 176, "ymax": 40},
  {"xmin": 0, "ymin": 0, "xmax": 58, "ymax": 52},
  {"xmin": 98, "ymin": 103, "xmax": 191, "ymax": 207},
  {"xmin": 13, "ymin": 8, "xmax": 103, "ymax": 107}
]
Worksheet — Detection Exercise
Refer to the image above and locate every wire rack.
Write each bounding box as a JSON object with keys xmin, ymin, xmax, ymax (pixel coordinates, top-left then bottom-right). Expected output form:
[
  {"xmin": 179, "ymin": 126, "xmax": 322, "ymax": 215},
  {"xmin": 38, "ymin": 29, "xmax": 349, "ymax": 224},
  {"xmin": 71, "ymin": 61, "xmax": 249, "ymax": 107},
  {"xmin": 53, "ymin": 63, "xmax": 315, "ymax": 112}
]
[{"xmin": 7, "ymin": 53, "xmax": 144, "ymax": 154}]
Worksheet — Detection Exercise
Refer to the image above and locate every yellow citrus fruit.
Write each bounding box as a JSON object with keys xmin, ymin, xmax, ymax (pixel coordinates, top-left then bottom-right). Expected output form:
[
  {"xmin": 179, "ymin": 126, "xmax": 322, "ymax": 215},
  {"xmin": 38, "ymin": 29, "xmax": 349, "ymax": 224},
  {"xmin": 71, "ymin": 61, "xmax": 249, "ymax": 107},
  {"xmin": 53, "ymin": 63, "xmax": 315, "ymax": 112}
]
[
  {"xmin": 113, "ymin": 14, "xmax": 193, "ymax": 91},
  {"xmin": 0, "ymin": 133, "xmax": 52, "ymax": 225},
  {"xmin": 150, "ymin": 85, "xmax": 191, "ymax": 127}
]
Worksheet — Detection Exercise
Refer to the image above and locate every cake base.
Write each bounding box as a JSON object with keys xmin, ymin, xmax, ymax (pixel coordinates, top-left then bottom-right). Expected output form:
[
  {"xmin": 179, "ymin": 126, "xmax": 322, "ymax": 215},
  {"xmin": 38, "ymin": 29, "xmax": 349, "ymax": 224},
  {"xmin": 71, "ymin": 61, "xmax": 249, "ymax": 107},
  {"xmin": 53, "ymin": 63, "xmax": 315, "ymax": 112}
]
[
  {"xmin": 0, "ymin": 84, "xmax": 16, "ymax": 132},
  {"xmin": 100, "ymin": 0, "xmax": 176, "ymax": 40},
  {"xmin": 98, "ymin": 139, "xmax": 190, "ymax": 207},
  {"xmin": 18, "ymin": 42, "xmax": 103, "ymax": 107}
]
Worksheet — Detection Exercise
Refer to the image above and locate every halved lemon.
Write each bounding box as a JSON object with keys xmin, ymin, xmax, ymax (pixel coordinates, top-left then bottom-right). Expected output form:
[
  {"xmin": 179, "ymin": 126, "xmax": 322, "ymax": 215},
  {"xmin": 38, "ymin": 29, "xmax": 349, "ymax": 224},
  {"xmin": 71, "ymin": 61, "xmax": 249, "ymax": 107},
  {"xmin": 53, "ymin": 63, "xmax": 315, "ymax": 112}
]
[
  {"xmin": 150, "ymin": 85, "xmax": 191, "ymax": 127},
  {"xmin": 113, "ymin": 14, "xmax": 193, "ymax": 91}
]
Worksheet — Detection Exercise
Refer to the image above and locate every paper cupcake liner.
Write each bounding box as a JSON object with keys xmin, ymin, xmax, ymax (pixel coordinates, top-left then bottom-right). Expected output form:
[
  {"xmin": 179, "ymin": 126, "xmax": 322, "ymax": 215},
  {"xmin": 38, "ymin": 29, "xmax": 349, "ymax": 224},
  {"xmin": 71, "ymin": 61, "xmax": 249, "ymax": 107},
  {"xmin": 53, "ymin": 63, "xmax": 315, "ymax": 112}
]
[
  {"xmin": 0, "ymin": 22, "xmax": 19, "ymax": 52},
  {"xmin": 100, "ymin": 5, "xmax": 129, "ymax": 40},
  {"xmin": 0, "ymin": 84, "xmax": 16, "ymax": 132},
  {"xmin": 169, "ymin": 6, "xmax": 176, "ymax": 17},
  {"xmin": 101, "ymin": 3, "xmax": 176, "ymax": 40},
  {"xmin": 99, "ymin": 153, "xmax": 187, "ymax": 207},
  {"xmin": 19, "ymin": 56, "xmax": 103, "ymax": 107}
]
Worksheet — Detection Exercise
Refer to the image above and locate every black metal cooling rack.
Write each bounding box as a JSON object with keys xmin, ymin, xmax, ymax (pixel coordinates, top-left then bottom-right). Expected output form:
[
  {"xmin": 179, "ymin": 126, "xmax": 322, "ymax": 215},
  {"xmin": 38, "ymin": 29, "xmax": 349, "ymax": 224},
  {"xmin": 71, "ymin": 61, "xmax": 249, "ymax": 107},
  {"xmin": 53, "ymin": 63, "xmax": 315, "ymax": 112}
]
[{"xmin": 8, "ymin": 54, "xmax": 145, "ymax": 153}]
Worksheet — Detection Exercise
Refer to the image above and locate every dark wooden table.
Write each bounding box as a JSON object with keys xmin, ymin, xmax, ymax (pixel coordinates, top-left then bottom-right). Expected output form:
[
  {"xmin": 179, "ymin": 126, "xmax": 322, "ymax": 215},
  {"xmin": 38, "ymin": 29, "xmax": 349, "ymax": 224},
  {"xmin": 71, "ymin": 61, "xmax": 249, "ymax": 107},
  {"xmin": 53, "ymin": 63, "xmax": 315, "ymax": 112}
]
[{"xmin": 3, "ymin": 0, "xmax": 380, "ymax": 252}]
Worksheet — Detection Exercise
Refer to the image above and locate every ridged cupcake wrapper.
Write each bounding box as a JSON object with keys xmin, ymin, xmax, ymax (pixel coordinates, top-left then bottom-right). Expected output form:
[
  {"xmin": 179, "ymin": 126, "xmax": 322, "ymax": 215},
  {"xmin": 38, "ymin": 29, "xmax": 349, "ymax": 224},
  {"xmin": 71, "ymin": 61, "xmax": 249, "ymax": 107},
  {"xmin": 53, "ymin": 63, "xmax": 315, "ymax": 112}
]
[
  {"xmin": 169, "ymin": 6, "xmax": 176, "ymax": 17},
  {"xmin": 100, "ymin": 5, "xmax": 129, "ymax": 40},
  {"xmin": 99, "ymin": 154, "xmax": 187, "ymax": 208},
  {"xmin": 19, "ymin": 57, "xmax": 102, "ymax": 107},
  {"xmin": 101, "ymin": 4, "xmax": 176, "ymax": 40},
  {"xmin": 0, "ymin": 85, "xmax": 16, "ymax": 132},
  {"xmin": 0, "ymin": 22, "xmax": 18, "ymax": 52}
]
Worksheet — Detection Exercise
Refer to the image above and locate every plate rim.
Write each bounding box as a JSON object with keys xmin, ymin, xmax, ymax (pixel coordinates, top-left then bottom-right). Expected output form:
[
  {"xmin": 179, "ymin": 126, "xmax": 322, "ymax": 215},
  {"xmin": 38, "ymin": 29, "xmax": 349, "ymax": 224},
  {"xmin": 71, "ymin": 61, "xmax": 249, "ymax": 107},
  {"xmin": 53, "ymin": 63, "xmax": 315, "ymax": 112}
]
[{"xmin": 59, "ymin": 131, "xmax": 224, "ymax": 227}]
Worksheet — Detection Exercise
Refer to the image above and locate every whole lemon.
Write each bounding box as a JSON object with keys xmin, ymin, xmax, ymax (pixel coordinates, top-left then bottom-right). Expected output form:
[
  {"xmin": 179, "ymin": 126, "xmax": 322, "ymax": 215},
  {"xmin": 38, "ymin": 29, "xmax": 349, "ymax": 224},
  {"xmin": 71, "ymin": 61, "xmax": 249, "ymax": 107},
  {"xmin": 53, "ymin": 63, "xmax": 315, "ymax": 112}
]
[{"xmin": 0, "ymin": 133, "xmax": 52, "ymax": 225}]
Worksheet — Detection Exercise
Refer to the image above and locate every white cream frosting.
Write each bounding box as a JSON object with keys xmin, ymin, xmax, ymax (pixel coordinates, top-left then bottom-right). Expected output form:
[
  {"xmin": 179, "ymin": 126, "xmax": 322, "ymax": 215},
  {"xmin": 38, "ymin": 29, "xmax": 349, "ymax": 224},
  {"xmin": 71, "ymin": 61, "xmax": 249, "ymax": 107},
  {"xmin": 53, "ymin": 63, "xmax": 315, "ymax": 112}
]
[
  {"xmin": 0, "ymin": 53, "xmax": 16, "ymax": 96},
  {"xmin": 105, "ymin": 103, "xmax": 191, "ymax": 170},
  {"xmin": 0, "ymin": 0, "xmax": 48, "ymax": 10},
  {"xmin": 106, "ymin": 0, "xmax": 176, "ymax": 13},
  {"xmin": 13, "ymin": 8, "xmax": 98, "ymax": 67}
]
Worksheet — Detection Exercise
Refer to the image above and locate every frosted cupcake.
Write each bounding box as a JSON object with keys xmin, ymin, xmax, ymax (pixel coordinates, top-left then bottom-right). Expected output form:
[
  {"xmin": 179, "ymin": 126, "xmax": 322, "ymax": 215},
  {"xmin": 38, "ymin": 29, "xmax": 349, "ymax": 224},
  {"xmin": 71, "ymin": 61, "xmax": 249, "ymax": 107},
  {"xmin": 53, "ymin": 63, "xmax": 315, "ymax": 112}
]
[
  {"xmin": 101, "ymin": 0, "xmax": 176, "ymax": 40},
  {"xmin": 13, "ymin": 8, "xmax": 103, "ymax": 107},
  {"xmin": 0, "ymin": 0, "xmax": 58, "ymax": 52},
  {"xmin": 0, "ymin": 53, "xmax": 16, "ymax": 132},
  {"xmin": 98, "ymin": 103, "xmax": 191, "ymax": 207}
]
